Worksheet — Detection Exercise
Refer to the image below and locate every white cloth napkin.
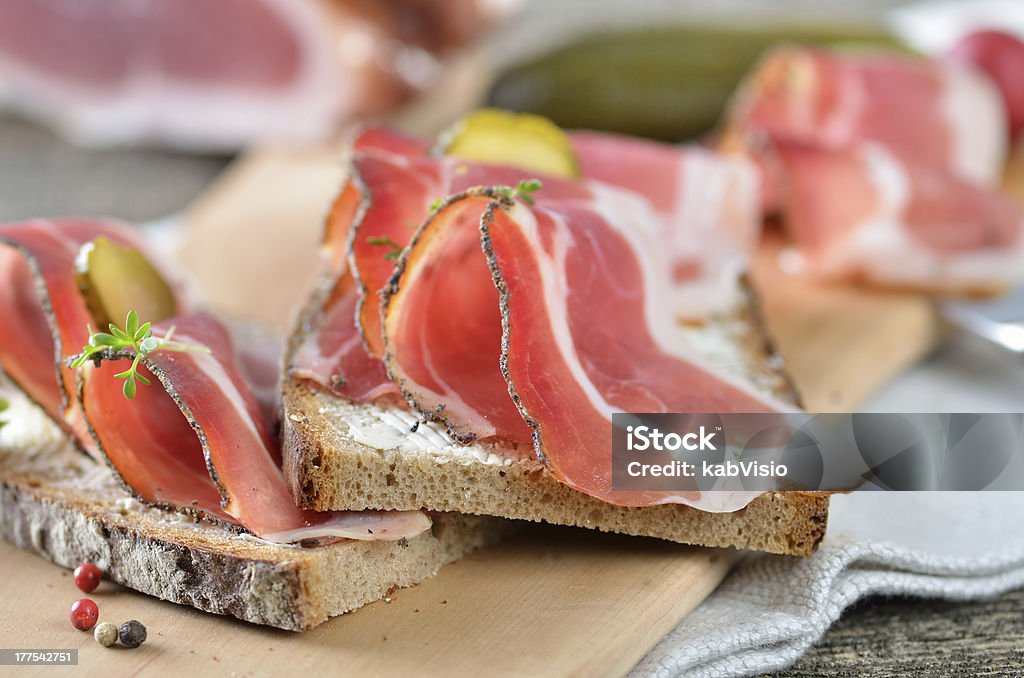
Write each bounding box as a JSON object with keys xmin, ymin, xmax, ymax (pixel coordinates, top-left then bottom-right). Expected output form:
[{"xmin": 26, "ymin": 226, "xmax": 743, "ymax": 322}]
[
  {"xmin": 632, "ymin": 492, "xmax": 1024, "ymax": 677},
  {"xmin": 633, "ymin": 331, "xmax": 1024, "ymax": 678}
]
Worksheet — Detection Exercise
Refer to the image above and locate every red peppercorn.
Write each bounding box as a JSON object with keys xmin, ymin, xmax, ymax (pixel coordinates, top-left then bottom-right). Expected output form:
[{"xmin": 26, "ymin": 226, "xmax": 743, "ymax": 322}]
[
  {"xmin": 73, "ymin": 562, "xmax": 102, "ymax": 593},
  {"xmin": 70, "ymin": 598, "xmax": 99, "ymax": 631}
]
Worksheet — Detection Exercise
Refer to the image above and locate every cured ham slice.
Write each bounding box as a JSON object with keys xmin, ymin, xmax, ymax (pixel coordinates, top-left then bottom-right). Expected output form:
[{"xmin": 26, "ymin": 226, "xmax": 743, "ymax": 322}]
[
  {"xmin": 0, "ymin": 218, "xmax": 430, "ymax": 544},
  {"xmin": 571, "ymin": 131, "xmax": 763, "ymax": 317},
  {"xmin": 382, "ymin": 190, "xmax": 793, "ymax": 509},
  {"xmin": 78, "ymin": 313, "xmax": 429, "ymax": 543},
  {"xmin": 730, "ymin": 45, "xmax": 1008, "ymax": 187},
  {"xmin": 772, "ymin": 140, "xmax": 1024, "ymax": 290},
  {"xmin": 290, "ymin": 126, "xmax": 762, "ymax": 403},
  {"xmin": 727, "ymin": 46, "xmax": 1024, "ymax": 291},
  {"xmin": 0, "ymin": 0, "xmax": 512, "ymax": 149},
  {"xmin": 290, "ymin": 274, "xmax": 397, "ymax": 402},
  {"xmin": 383, "ymin": 194, "xmax": 534, "ymax": 443},
  {"xmin": 290, "ymin": 128, "xmax": 591, "ymax": 401},
  {"xmin": 0, "ymin": 218, "xmax": 147, "ymax": 428},
  {"xmin": 289, "ymin": 132, "xmax": 442, "ymax": 403}
]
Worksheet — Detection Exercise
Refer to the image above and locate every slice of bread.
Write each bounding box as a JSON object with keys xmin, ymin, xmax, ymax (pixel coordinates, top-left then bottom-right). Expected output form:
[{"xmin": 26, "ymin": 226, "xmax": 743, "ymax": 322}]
[
  {"xmin": 0, "ymin": 386, "xmax": 507, "ymax": 631},
  {"xmin": 283, "ymin": 283, "xmax": 829, "ymax": 557}
]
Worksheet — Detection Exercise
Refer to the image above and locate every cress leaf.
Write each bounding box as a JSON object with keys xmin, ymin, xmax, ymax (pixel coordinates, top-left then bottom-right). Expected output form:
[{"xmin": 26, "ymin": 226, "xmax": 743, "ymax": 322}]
[
  {"xmin": 90, "ymin": 333, "xmax": 121, "ymax": 347},
  {"xmin": 367, "ymin": 235, "xmax": 404, "ymax": 261},
  {"xmin": 71, "ymin": 310, "xmax": 208, "ymax": 401},
  {"xmin": 125, "ymin": 310, "xmax": 139, "ymax": 337},
  {"xmin": 108, "ymin": 324, "xmax": 131, "ymax": 342}
]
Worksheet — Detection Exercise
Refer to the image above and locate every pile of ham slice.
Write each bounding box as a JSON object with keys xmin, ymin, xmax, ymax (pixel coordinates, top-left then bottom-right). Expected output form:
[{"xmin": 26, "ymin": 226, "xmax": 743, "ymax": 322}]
[
  {"xmin": 291, "ymin": 46, "xmax": 1024, "ymax": 513},
  {"xmin": 0, "ymin": 0, "xmax": 512, "ymax": 149},
  {"xmin": 0, "ymin": 218, "xmax": 430, "ymax": 544},
  {"xmin": 726, "ymin": 46, "xmax": 1024, "ymax": 292},
  {"xmin": 289, "ymin": 127, "xmax": 793, "ymax": 511}
]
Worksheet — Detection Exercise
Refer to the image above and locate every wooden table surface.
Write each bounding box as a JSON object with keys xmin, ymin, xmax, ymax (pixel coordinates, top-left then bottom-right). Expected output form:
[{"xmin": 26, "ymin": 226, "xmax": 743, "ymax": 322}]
[{"xmin": 1, "ymin": 114, "xmax": 1022, "ymax": 676}]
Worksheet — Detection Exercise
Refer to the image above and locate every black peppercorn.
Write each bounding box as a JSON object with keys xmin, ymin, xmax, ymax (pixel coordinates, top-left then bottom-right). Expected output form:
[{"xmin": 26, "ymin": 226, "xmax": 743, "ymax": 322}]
[{"xmin": 118, "ymin": 620, "xmax": 147, "ymax": 648}]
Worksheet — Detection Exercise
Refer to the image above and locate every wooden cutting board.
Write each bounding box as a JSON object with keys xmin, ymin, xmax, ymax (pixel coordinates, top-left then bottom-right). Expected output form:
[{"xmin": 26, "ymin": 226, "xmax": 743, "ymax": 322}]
[
  {"xmin": 0, "ymin": 526, "xmax": 732, "ymax": 677},
  {"xmin": 752, "ymin": 235, "xmax": 938, "ymax": 411}
]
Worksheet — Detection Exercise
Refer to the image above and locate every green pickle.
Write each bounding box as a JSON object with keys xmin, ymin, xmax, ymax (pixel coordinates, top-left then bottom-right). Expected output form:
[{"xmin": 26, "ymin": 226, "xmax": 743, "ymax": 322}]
[
  {"xmin": 436, "ymin": 108, "xmax": 580, "ymax": 178},
  {"xmin": 488, "ymin": 24, "xmax": 906, "ymax": 141},
  {"xmin": 75, "ymin": 237, "xmax": 178, "ymax": 329}
]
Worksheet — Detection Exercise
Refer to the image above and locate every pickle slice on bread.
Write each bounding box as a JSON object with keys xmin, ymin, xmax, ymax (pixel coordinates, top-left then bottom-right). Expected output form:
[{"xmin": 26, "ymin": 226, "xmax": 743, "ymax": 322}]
[
  {"xmin": 75, "ymin": 237, "xmax": 178, "ymax": 328},
  {"xmin": 436, "ymin": 108, "xmax": 579, "ymax": 178}
]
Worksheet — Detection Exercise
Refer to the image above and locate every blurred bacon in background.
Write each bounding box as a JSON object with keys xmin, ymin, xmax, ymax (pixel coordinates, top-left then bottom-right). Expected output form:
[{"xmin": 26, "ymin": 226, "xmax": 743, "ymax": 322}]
[{"xmin": 0, "ymin": 0, "xmax": 516, "ymax": 150}]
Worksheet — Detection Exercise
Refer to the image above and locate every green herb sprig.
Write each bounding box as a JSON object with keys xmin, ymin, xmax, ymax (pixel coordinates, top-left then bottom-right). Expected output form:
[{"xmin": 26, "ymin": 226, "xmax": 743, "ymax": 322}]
[
  {"xmin": 0, "ymin": 396, "xmax": 8, "ymax": 431},
  {"xmin": 366, "ymin": 235, "xmax": 404, "ymax": 262},
  {"xmin": 70, "ymin": 310, "xmax": 210, "ymax": 400},
  {"xmin": 496, "ymin": 179, "xmax": 543, "ymax": 205}
]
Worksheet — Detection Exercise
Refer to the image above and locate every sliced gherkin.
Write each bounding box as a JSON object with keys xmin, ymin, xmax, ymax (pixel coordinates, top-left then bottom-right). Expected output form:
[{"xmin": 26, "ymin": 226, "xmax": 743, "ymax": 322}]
[
  {"xmin": 75, "ymin": 237, "xmax": 178, "ymax": 329},
  {"xmin": 435, "ymin": 108, "xmax": 580, "ymax": 178}
]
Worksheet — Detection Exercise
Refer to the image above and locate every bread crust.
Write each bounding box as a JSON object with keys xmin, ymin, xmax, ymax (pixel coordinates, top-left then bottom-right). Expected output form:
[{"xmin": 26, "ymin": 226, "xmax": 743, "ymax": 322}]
[
  {"xmin": 283, "ymin": 382, "xmax": 828, "ymax": 558},
  {"xmin": 0, "ymin": 393, "xmax": 506, "ymax": 631}
]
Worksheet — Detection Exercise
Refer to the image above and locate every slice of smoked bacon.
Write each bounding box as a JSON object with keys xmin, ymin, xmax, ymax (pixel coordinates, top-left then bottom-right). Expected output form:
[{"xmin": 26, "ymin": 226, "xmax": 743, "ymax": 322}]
[
  {"xmin": 382, "ymin": 194, "xmax": 535, "ymax": 444},
  {"xmin": 572, "ymin": 131, "xmax": 763, "ymax": 318},
  {"xmin": 288, "ymin": 129, "xmax": 439, "ymax": 402},
  {"xmin": 0, "ymin": 0, "xmax": 513, "ymax": 149}
]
